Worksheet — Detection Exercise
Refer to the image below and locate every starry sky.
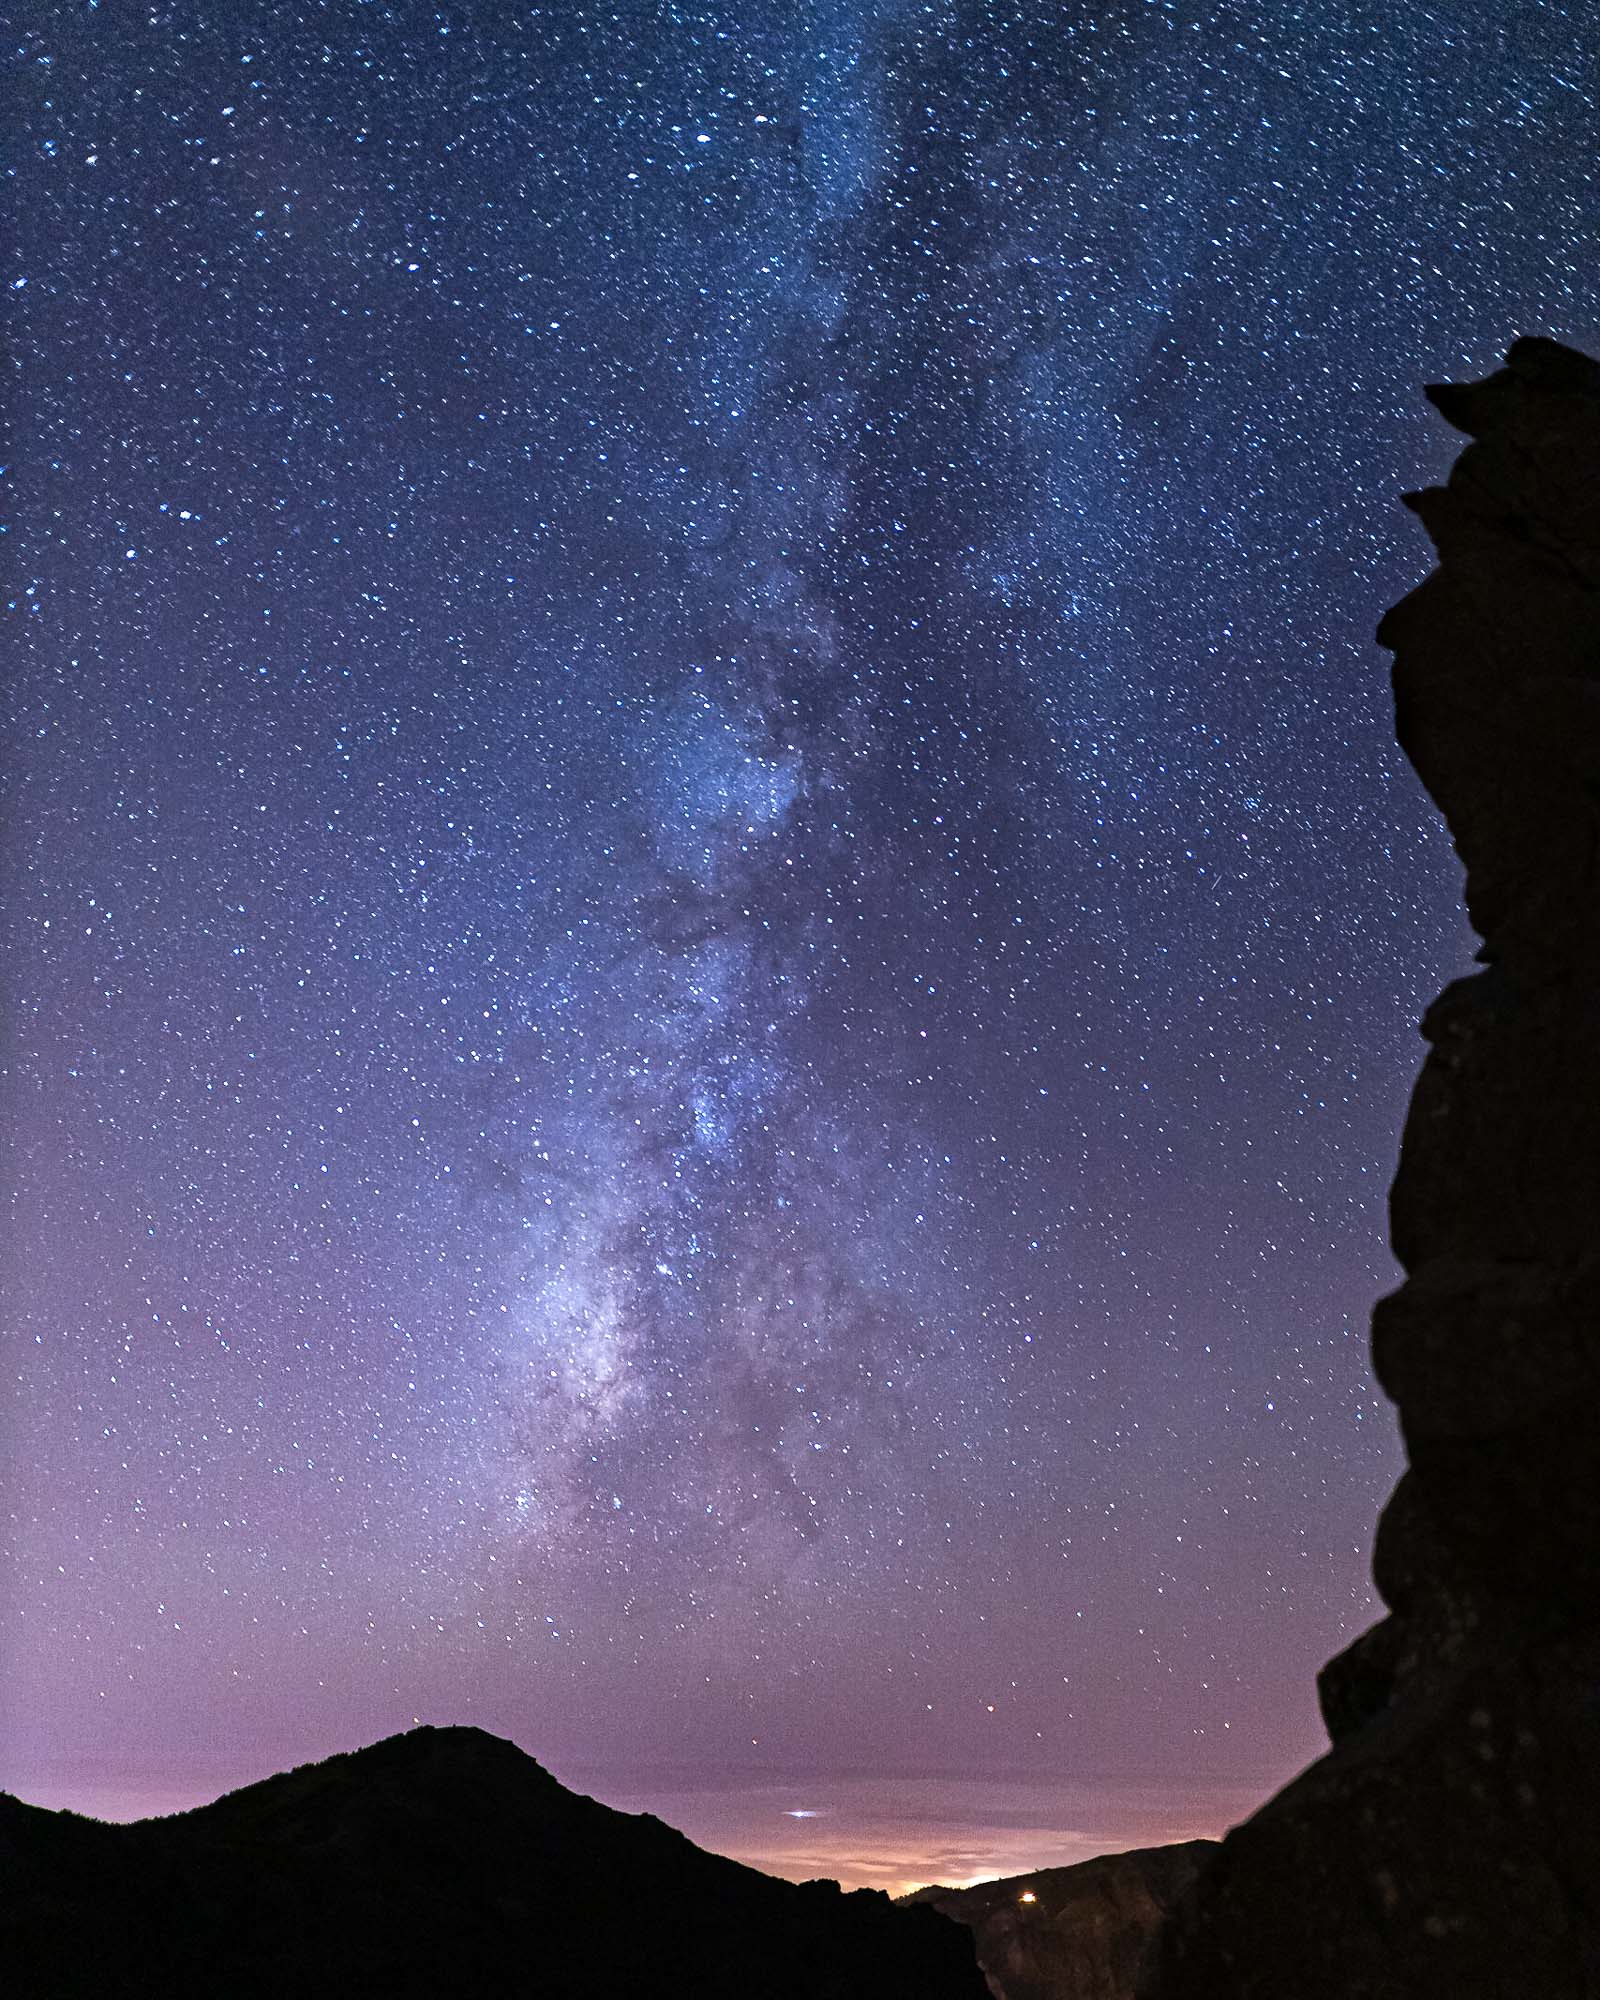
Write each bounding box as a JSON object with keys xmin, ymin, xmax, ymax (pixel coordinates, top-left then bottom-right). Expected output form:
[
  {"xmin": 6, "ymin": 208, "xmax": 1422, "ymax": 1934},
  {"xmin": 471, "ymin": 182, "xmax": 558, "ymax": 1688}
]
[{"xmin": 4, "ymin": 0, "xmax": 1594, "ymax": 1872}]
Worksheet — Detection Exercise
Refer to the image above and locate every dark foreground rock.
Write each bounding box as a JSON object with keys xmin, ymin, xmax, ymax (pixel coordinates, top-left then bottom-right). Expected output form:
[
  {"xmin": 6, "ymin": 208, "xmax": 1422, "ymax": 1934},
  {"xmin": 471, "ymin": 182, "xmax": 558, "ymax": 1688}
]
[
  {"xmin": 1148, "ymin": 343, "xmax": 1600, "ymax": 1998},
  {"xmin": 0, "ymin": 1725, "xmax": 987, "ymax": 2000},
  {"xmin": 909, "ymin": 1841, "xmax": 1214, "ymax": 2000}
]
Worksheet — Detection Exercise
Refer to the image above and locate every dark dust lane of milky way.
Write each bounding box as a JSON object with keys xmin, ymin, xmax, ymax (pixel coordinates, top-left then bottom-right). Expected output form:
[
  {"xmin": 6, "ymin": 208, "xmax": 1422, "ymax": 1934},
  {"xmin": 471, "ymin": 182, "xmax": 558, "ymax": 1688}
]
[{"xmin": 4, "ymin": 0, "xmax": 1595, "ymax": 1862}]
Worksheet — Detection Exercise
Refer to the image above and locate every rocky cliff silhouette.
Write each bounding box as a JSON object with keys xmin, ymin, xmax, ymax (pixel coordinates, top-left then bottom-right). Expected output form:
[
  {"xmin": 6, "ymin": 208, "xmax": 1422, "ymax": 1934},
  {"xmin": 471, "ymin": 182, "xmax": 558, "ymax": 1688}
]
[
  {"xmin": 1150, "ymin": 338, "xmax": 1600, "ymax": 1996},
  {"xmin": 0, "ymin": 1725, "xmax": 987, "ymax": 1998},
  {"xmin": 908, "ymin": 1841, "xmax": 1214, "ymax": 2000}
]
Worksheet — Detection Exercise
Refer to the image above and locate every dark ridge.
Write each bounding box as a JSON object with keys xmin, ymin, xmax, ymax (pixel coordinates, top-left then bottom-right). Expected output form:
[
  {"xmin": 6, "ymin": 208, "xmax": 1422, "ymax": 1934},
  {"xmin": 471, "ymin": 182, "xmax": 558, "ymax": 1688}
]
[
  {"xmin": 907, "ymin": 1840, "xmax": 1215, "ymax": 2000},
  {"xmin": 1, "ymin": 1725, "xmax": 987, "ymax": 2000}
]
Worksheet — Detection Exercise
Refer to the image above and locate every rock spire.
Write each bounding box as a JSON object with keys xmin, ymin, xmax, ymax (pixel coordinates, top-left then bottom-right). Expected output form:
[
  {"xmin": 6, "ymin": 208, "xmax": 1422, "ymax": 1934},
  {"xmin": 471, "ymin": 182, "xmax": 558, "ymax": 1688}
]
[{"xmin": 1150, "ymin": 338, "xmax": 1600, "ymax": 1998}]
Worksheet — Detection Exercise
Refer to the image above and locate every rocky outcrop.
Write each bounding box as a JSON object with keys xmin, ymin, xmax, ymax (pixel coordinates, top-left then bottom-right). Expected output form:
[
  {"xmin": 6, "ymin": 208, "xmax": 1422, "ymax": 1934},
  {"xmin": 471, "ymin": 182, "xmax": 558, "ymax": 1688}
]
[
  {"xmin": 908, "ymin": 1841, "xmax": 1214, "ymax": 2000},
  {"xmin": 1148, "ymin": 339, "xmax": 1600, "ymax": 1997},
  {"xmin": 0, "ymin": 1725, "xmax": 987, "ymax": 1999}
]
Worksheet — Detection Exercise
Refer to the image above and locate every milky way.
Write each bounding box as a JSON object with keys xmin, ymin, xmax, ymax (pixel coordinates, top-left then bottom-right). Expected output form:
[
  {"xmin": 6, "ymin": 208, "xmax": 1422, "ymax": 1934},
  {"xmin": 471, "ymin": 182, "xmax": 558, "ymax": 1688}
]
[{"xmin": 5, "ymin": 1, "xmax": 1594, "ymax": 1808}]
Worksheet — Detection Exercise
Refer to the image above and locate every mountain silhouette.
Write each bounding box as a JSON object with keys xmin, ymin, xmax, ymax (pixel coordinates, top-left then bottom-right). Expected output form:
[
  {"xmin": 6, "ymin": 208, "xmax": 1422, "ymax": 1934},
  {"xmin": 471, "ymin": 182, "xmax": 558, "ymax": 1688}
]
[
  {"xmin": 908, "ymin": 1840, "xmax": 1215, "ymax": 2000},
  {"xmin": 2, "ymin": 1725, "xmax": 987, "ymax": 1999}
]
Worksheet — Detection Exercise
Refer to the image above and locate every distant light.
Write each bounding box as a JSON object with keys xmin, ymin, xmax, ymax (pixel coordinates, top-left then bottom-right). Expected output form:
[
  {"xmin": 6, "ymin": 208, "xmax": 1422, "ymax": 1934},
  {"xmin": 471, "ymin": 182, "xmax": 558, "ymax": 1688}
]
[
  {"xmin": 784, "ymin": 1809, "xmax": 821, "ymax": 1819},
  {"xmin": 1019, "ymin": 1891, "xmax": 1037, "ymax": 1905}
]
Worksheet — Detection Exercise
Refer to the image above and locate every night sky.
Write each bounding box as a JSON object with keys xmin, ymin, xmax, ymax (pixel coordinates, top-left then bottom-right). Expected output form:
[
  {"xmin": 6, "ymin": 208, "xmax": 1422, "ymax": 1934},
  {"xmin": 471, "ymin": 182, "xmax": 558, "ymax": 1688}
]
[{"xmin": 5, "ymin": 0, "xmax": 1594, "ymax": 1883}]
